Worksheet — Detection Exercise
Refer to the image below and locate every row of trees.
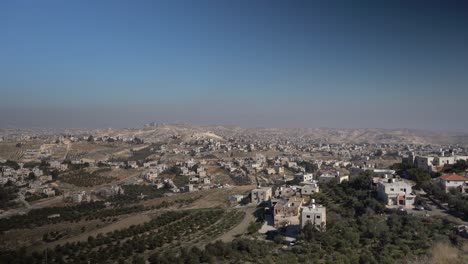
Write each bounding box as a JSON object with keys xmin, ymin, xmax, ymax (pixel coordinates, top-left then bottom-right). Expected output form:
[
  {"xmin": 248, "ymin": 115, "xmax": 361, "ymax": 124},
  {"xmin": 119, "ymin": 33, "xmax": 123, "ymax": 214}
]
[
  {"xmin": 60, "ymin": 168, "xmax": 114, "ymax": 187},
  {"xmin": 0, "ymin": 209, "xmax": 240, "ymax": 264},
  {"xmin": 0, "ymin": 201, "xmax": 107, "ymax": 231}
]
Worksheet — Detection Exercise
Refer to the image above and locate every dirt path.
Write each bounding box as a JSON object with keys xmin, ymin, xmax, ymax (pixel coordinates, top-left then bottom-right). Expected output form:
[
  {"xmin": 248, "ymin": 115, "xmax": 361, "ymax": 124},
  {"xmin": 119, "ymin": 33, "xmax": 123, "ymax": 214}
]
[{"xmin": 218, "ymin": 205, "xmax": 256, "ymax": 242}]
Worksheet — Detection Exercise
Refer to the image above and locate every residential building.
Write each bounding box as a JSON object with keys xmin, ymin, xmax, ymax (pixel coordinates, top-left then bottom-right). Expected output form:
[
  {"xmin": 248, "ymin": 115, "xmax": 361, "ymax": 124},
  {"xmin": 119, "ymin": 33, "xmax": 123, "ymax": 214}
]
[
  {"xmin": 319, "ymin": 173, "xmax": 349, "ymax": 184},
  {"xmin": 439, "ymin": 174, "xmax": 468, "ymax": 192},
  {"xmin": 300, "ymin": 202, "xmax": 326, "ymax": 230},
  {"xmin": 295, "ymin": 173, "xmax": 314, "ymax": 182},
  {"xmin": 273, "ymin": 197, "xmax": 304, "ymax": 227},
  {"xmin": 299, "ymin": 181, "xmax": 320, "ymax": 195},
  {"xmin": 376, "ymin": 179, "xmax": 415, "ymax": 207},
  {"xmin": 251, "ymin": 187, "xmax": 272, "ymax": 204}
]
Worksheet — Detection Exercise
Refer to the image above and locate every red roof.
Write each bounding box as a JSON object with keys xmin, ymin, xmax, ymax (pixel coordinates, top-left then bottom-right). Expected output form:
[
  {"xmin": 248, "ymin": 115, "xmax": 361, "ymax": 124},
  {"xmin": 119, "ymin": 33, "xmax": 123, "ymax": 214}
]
[{"xmin": 440, "ymin": 174, "xmax": 468, "ymax": 181}]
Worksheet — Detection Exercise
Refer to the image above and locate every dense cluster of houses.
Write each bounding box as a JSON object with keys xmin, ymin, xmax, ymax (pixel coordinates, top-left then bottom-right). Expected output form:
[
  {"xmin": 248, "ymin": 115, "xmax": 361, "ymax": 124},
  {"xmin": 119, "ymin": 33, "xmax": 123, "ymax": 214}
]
[{"xmin": 0, "ymin": 160, "xmax": 67, "ymax": 199}]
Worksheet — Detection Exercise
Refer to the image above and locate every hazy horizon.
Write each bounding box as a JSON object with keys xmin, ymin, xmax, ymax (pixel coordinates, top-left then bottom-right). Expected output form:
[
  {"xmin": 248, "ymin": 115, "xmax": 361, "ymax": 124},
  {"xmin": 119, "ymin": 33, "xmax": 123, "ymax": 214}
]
[{"xmin": 2, "ymin": 1, "xmax": 468, "ymax": 131}]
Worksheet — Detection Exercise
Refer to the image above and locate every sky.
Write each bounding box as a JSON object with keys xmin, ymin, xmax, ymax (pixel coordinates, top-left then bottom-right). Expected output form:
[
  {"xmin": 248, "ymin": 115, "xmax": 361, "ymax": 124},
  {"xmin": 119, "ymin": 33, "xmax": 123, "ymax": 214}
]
[{"xmin": 1, "ymin": 0, "xmax": 468, "ymax": 130}]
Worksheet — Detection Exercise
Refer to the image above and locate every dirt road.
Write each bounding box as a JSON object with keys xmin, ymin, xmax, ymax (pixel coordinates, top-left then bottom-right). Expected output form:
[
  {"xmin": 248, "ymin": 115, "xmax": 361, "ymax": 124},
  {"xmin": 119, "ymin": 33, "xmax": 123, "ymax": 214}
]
[{"xmin": 218, "ymin": 205, "xmax": 257, "ymax": 242}]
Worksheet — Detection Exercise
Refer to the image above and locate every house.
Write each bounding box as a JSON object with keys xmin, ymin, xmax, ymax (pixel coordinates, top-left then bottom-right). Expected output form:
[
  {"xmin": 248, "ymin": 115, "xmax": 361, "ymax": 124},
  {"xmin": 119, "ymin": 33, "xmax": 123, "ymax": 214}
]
[
  {"xmin": 274, "ymin": 186, "xmax": 298, "ymax": 198},
  {"xmin": 300, "ymin": 201, "xmax": 326, "ymax": 230},
  {"xmin": 143, "ymin": 160, "xmax": 158, "ymax": 168},
  {"xmin": 275, "ymin": 165, "xmax": 285, "ymax": 174},
  {"xmin": 127, "ymin": 161, "xmax": 138, "ymax": 169},
  {"xmin": 439, "ymin": 174, "xmax": 468, "ymax": 193},
  {"xmin": 266, "ymin": 168, "xmax": 276, "ymax": 175},
  {"xmin": 414, "ymin": 156, "xmax": 435, "ymax": 172},
  {"xmin": 189, "ymin": 176, "xmax": 199, "ymax": 183},
  {"xmin": 319, "ymin": 172, "xmax": 349, "ymax": 184},
  {"xmin": 299, "ymin": 181, "xmax": 320, "ymax": 195},
  {"xmin": 68, "ymin": 191, "xmax": 90, "ymax": 203},
  {"xmin": 42, "ymin": 187, "xmax": 56, "ymax": 197},
  {"xmin": 376, "ymin": 179, "xmax": 415, "ymax": 207},
  {"xmin": 287, "ymin": 161, "xmax": 298, "ymax": 169},
  {"xmin": 184, "ymin": 184, "xmax": 196, "ymax": 192},
  {"xmin": 144, "ymin": 171, "xmax": 158, "ymax": 182},
  {"xmin": 201, "ymin": 177, "xmax": 211, "ymax": 185},
  {"xmin": 180, "ymin": 167, "xmax": 189, "ymax": 175},
  {"xmin": 251, "ymin": 187, "xmax": 272, "ymax": 204},
  {"xmin": 32, "ymin": 167, "xmax": 43, "ymax": 177},
  {"xmin": 49, "ymin": 161, "xmax": 68, "ymax": 171},
  {"xmin": 273, "ymin": 197, "xmax": 304, "ymax": 227},
  {"xmin": 295, "ymin": 173, "xmax": 314, "ymax": 182}
]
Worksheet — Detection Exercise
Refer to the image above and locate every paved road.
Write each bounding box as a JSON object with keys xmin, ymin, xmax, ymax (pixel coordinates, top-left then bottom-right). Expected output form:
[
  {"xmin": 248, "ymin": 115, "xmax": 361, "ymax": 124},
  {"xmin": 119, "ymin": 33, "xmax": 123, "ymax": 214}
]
[{"xmin": 408, "ymin": 197, "xmax": 468, "ymax": 225}]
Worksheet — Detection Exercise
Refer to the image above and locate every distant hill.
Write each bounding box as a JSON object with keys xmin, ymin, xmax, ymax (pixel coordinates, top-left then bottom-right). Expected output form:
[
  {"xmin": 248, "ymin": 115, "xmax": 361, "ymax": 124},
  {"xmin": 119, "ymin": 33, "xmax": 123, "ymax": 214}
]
[{"xmin": 3, "ymin": 124, "xmax": 468, "ymax": 146}]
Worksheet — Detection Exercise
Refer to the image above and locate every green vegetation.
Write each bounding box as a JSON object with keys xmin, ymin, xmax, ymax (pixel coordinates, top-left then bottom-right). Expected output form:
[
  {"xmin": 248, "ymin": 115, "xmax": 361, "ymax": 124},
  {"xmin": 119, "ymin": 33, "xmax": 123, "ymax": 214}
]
[
  {"xmin": 0, "ymin": 209, "xmax": 243, "ymax": 264},
  {"xmin": 0, "ymin": 160, "xmax": 20, "ymax": 170},
  {"xmin": 0, "ymin": 186, "xmax": 18, "ymax": 209},
  {"xmin": 127, "ymin": 143, "xmax": 160, "ymax": 161},
  {"xmin": 443, "ymin": 160, "xmax": 468, "ymax": 174},
  {"xmin": 0, "ymin": 202, "xmax": 107, "ymax": 231},
  {"xmin": 109, "ymin": 184, "xmax": 168, "ymax": 203},
  {"xmin": 228, "ymin": 174, "xmax": 251, "ymax": 185},
  {"xmin": 23, "ymin": 160, "xmax": 49, "ymax": 169},
  {"xmin": 60, "ymin": 168, "xmax": 114, "ymax": 187},
  {"xmin": 150, "ymin": 239, "xmax": 271, "ymax": 264},
  {"xmin": 24, "ymin": 192, "xmax": 48, "ymax": 202},
  {"xmin": 407, "ymin": 168, "xmax": 432, "ymax": 186}
]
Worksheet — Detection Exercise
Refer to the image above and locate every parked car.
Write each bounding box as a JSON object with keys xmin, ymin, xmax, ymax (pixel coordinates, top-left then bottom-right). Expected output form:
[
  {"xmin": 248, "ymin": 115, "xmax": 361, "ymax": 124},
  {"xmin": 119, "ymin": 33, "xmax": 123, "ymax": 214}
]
[
  {"xmin": 397, "ymin": 207, "xmax": 407, "ymax": 215},
  {"xmin": 414, "ymin": 205, "xmax": 425, "ymax": 211}
]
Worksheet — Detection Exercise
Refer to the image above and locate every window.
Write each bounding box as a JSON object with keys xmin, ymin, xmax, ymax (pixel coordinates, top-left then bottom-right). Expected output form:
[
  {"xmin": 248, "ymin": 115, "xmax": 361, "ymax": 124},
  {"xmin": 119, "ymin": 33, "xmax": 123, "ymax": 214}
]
[
  {"xmin": 306, "ymin": 215, "xmax": 311, "ymax": 218},
  {"xmin": 316, "ymin": 216, "xmax": 321, "ymax": 219},
  {"xmin": 390, "ymin": 188, "xmax": 394, "ymax": 191}
]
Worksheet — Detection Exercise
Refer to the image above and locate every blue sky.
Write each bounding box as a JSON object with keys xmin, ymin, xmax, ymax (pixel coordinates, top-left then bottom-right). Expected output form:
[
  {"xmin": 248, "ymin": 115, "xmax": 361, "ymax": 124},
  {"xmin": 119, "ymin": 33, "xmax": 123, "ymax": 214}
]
[{"xmin": 1, "ymin": 1, "xmax": 468, "ymax": 130}]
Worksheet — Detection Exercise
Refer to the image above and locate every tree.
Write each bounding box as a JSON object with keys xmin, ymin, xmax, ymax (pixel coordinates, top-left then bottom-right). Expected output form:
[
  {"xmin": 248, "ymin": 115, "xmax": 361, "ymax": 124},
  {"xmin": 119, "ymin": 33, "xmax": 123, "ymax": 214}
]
[
  {"xmin": 51, "ymin": 169, "xmax": 60, "ymax": 180},
  {"xmin": 407, "ymin": 168, "xmax": 431, "ymax": 185},
  {"xmin": 28, "ymin": 172, "xmax": 36, "ymax": 181}
]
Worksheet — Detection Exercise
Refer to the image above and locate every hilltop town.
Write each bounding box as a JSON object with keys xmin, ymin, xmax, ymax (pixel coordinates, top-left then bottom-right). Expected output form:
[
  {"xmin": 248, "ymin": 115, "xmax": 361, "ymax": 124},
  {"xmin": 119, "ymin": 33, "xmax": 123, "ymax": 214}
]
[{"xmin": 1, "ymin": 124, "xmax": 468, "ymax": 263}]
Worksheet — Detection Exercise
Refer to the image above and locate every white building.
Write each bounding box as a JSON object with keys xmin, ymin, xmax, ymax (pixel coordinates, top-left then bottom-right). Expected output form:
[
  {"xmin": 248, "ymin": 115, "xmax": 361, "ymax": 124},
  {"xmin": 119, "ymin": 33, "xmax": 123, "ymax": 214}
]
[
  {"xmin": 299, "ymin": 181, "xmax": 320, "ymax": 195},
  {"xmin": 251, "ymin": 187, "xmax": 272, "ymax": 204},
  {"xmin": 202, "ymin": 177, "xmax": 211, "ymax": 185},
  {"xmin": 295, "ymin": 173, "xmax": 314, "ymax": 182},
  {"xmin": 439, "ymin": 174, "xmax": 468, "ymax": 192},
  {"xmin": 319, "ymin": 173, "xmax": 349, "ymax": 184},
  {"xmin": 300, "ymin": 201, "xmax": 326, "ymax": 230},
  {"xmin": 376, "ymin": 179, "xmax": 415, "ymax": 207}
]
